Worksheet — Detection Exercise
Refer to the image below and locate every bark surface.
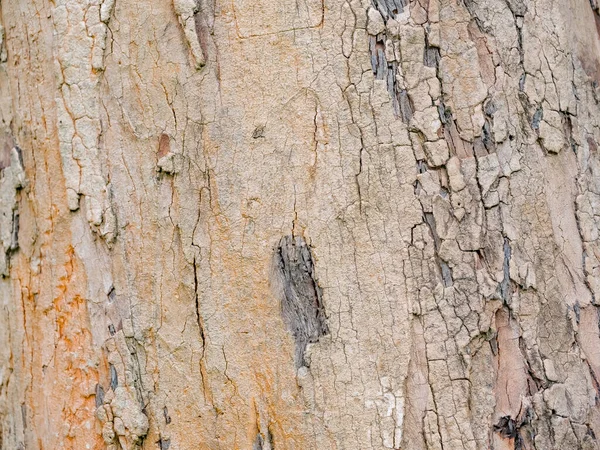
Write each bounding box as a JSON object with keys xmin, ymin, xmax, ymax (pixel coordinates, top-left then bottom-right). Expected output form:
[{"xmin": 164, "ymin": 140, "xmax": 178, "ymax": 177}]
[{"xmin": 1, "ymin": 0, "xmax": 600, "ymax": 448}]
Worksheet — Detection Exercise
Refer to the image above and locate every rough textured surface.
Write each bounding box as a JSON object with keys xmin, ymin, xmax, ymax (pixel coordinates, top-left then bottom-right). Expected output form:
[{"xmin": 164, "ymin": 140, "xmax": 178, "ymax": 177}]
[{"xmin": 1, "ymin": 0, "xmax": 600, "ymax": 448}]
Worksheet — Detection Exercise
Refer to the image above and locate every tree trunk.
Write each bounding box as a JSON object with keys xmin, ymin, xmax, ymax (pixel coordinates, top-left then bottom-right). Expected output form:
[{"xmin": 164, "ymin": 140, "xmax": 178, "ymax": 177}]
[{"xmin": 1, "ymin": 0, "xmax": 600, "ymax": 448}]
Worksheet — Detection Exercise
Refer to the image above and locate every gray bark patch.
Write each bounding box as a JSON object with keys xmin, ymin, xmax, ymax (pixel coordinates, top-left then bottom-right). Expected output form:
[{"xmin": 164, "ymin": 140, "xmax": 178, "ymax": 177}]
[
  {"xmin": 253, "ymin": 430, "xmax": 273, "ymax": 450},
  {"xmin": 369, "ymin": 35, "xmax": 409, "ymax": 119},
  {"xmin": 423, "ymin": 212, "xmax": 454, "ymax": 287},
  {"xmin": 273, "ymin": 235, "xmax": 328, "ymax": 367},
  {"xmin": 424, "ymin": 45, "xmax": 440, "ymax": 68},
  {"xmin": 95, "ymin": 384, "xmax": 105, "ymax": 408},
  {"xmin": 494, "ymin": 415, "xmax": 517, "ymax": 439},
  {"xmin": 531, "ymin": 106, "xmax": 543, "ymax": 130},
  {"xmin": 109, "ymin": 363, "xmax": 118, "ymax": 390},
  {"xmin": 372, "ymin": 0, "xmax": 406, "ymax": 21}
]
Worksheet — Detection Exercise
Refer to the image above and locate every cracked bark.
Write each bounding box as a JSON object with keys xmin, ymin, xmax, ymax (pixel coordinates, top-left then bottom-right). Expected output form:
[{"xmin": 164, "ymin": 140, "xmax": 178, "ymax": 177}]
[{"xmin": 1, "ymin": 0, "xmax": 600, "ymax": 449}]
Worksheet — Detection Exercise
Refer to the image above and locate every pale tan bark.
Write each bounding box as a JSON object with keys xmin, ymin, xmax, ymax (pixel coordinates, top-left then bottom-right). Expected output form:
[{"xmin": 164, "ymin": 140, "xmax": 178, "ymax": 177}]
[{"xmin": 1, "ymin": 0, "xmax": 600, "ymax": 449}]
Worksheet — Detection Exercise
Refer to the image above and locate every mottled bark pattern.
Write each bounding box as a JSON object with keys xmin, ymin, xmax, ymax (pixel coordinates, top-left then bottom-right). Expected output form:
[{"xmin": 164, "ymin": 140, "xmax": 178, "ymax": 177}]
[{"xmin": 0, "ymin": 0, "xmax": 600, "ymax": 448}]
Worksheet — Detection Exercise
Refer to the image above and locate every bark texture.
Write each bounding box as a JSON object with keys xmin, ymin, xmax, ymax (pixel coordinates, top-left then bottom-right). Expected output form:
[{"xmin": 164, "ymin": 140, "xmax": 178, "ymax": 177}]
[{"xmin": 1, "ymin": 0, "xmax": 600, "ymax": 448}]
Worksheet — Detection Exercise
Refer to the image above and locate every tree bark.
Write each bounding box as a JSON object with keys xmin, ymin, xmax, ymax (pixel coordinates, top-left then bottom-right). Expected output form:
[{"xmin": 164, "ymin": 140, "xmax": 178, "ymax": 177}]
[{"xmin": 1, "ymin": 0, "xmax": 600, "ymax": 448}]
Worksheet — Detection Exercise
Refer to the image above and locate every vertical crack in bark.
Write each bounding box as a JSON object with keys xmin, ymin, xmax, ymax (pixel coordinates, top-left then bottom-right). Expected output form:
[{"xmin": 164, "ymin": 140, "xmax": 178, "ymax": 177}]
[
  {"xmin": 424, "ymin": 37, "xmax": 440, "ymax": 69},
  {"xmin": 368, "ymin": 11, "xmax": 412, "ymax": 119},
  {"xmin": 253, "ymin": 429, "xmax": 273, "ymax": 450},
  {"xmin": 158, "ymin": 437, "xmax": 171, "ymax": 449},
  {"xmin": 423, "ymin": 212, "xmax": 453, "ymax": 287},
  {"xmin": 482, "ymin": 100, "xmax": 497, "ymax": 154},
  {"xmin": 9, "ymin": 210, "xmax": 18, "ymax": 252},
  {"xmin": 124, "ymin": 337, "xmax": 147, "ymax": 410},
  {"xmin": 193, "ymin": 256, "xmax": 206, "ymax": 357},
  {"xmin": 398, "ymin": 88, "xmax": 414, "ymax": 123},
  {"xmin": 192, "ymin": 255, "xmax": 212, "ymax": 405},
  {"xmin": 499, "ymin": 238, "xmax": 512, "ymax": 303}
]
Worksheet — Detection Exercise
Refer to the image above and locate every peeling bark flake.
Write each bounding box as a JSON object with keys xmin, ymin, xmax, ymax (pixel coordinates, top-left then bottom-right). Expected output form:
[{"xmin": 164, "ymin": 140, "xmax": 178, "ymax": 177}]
[
  {"xmin": 424, "ymin": 45, "xmax": 440, "ymax": 68},
  {"xmin": 109, "ymin": 363, "xmax": 118, "ymax": 390},
  {"xmin": 423, "ymin": 212, "xmax": 454, "ymax": 287},
  {"xmin": 95, "ymin": 384, "xmax": 105, "ymax": 408},
  {"xmin": 531, "ymin": 106, "xmax": 543, "ymax": 131},
  {"xmin": 372, "ymin": 0, "xmax": 406, "ymax": 21},
  {"xmin": 399, "ymin": 89, "xmax": 414, "ymax": 123}
]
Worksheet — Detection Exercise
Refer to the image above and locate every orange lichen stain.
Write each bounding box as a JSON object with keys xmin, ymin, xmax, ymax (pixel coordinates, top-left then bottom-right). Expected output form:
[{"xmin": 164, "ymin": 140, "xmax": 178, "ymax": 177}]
[
  {"xmin": 248, "ymin": 398, "xmax": 261, "ymax": 442},
  {"xmin": 257, "ymin": 367, "xmax": 306, "ymax": 444},
  {"xmin": 248, "ymin": 312, "xmax": 309, "ymax": 447},
  {"xmin": 48, "ymin": 246, "xmax": 104, "ymax": 449}
]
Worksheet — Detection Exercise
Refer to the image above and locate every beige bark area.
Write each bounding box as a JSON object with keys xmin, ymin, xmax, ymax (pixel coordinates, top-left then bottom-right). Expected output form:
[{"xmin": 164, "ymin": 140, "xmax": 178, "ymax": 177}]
[{"xmin": 1, "ymin": 0, "xmax": 600, "ymax": 448}]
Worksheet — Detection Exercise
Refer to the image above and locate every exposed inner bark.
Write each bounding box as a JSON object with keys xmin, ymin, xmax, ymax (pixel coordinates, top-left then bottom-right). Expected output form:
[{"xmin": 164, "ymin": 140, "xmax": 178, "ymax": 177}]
[{"xmin": 274, "ymin": 235, "xmax": 329, "ymax": 367}]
